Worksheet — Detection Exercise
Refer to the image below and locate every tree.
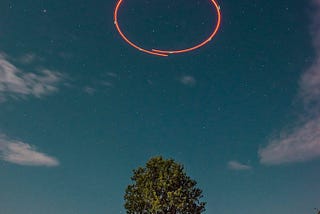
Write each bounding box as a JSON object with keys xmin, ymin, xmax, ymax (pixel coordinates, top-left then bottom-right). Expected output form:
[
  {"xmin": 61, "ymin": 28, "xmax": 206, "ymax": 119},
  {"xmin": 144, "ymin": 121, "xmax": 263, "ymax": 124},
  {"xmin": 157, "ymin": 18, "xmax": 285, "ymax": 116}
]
[{"xmin": 124, "ymin": 156, "xmax": 206, "ymax": 214}]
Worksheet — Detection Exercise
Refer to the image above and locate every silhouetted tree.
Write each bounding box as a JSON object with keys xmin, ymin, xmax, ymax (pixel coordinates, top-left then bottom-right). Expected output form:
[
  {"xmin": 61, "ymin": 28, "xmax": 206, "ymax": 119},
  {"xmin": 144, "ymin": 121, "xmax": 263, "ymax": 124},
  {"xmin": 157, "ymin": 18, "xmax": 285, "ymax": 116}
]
[{"xmin": 124, "ymin": 156, "xmax": 206, "ymax": 214}]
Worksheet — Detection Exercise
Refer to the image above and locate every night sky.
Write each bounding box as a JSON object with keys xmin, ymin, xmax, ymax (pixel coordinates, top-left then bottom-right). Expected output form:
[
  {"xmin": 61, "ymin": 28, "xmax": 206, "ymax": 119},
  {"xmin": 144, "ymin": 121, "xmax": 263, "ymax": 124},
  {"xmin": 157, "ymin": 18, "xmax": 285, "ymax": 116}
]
[{"xmin": 1, "ymin": 0, "xmax": 320, "ymax": 213}]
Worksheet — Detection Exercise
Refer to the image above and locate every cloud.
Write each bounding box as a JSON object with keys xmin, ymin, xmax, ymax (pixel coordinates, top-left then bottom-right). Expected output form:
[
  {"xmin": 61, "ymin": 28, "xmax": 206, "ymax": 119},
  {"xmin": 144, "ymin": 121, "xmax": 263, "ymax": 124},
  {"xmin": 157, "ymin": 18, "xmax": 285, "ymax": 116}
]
[
  {"xmin": 180, "ymin": 75, "xmax": 196, "ymax": 86},
  {"xmin": 101, "ymin": 81, "xmax": 113, "ymax": 87},
  {"xmin": 83, "ymin": 86, "xmax": 96, "ymax": 95},
  {"xmin": 19, "ymin": 53, "xmax": 37, "ymax": 64},
  {"xmin": 0, "ymin": 53, "xmax": 63, "ymax": 101},
  {"xmin": 259, "ymin": 0, "xmax": 320, "ymax": 165},
  {"xmin": 0, "ymin": 134, "xmax": 59, "ymax": 167},
  {"xmin": 259, "ymin": 117, "xmax": 320, "ymax": 165},
  {"xmin": 106, "ymin": 72, "xmax": 118, "ymax": 78},
  {"xmin": 227, "ymin": 160, "xmax": 252, "ymax": 171}
]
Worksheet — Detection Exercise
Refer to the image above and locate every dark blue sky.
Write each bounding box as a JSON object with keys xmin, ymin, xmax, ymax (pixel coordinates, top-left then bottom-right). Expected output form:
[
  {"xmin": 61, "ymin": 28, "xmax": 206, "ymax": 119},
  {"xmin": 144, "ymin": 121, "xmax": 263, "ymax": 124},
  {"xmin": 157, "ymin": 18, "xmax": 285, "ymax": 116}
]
[{"xmin": 0, "ymin": 0, "xmax": 320, "ymax": 213}]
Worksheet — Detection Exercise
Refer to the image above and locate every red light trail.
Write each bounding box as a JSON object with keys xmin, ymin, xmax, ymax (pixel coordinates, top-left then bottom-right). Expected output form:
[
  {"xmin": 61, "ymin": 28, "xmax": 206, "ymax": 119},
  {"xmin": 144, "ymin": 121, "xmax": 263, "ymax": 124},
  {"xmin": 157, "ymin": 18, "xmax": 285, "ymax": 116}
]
[{"xmin": 114, "ymin": 0, "xmax": 221, "ymax": 57}]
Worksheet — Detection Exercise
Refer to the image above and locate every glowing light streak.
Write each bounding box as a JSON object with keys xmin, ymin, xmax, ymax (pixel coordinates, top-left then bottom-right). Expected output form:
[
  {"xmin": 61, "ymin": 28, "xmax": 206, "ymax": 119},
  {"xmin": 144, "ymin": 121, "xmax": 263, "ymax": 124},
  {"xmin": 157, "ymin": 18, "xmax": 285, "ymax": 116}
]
[{"xmin": 114, "ymin": 0, "xmax": 221, "ymax": 57}]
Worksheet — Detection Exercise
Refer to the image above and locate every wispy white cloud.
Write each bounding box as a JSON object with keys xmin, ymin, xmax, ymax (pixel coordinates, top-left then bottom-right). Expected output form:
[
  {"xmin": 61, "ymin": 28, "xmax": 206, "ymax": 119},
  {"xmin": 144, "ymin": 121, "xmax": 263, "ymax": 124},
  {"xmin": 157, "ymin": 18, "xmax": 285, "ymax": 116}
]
[
  {"xmin": 0, "ymin": 52, "xmax": 63, "ymax": 101},
  {"xmin": 259, "ymin": 117, "xmax": 320, "ymax": 165},
  {"xmin": 19, "ymin": 53, "xmax": 37, "ymax": 64},
  {"xmin": 101, "ymin": 81, "xmax": 113, "ymax": 87},
  {"xmin": 259, "ymin": 0, "xmax": 320, "ymax": 165},
  {"xmin": 83, "ymin": 86, "xmax": 96, "ymax": 95},
  {"xmin": 0, "ymin": 134, "xmax": 59, "ymax": 167},
  {"xmin": 180, "ymin": 75, "xmax": 196, "ymax": 86},
  {"xmin": 228, "ymin": 160, "xmax": 252, "ymax": 171},
  {"xmin": 106, "ymin": 72, "xmax": 118, "ymax": 78}
]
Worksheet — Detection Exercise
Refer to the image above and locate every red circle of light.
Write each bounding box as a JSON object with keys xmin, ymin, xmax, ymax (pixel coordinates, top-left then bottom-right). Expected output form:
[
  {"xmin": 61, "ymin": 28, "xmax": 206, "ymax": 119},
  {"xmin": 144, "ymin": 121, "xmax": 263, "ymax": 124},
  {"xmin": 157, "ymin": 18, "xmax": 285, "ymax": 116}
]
[{"xmin": 114, "ymin": 0, "xmax": 221, "ymax": 57}]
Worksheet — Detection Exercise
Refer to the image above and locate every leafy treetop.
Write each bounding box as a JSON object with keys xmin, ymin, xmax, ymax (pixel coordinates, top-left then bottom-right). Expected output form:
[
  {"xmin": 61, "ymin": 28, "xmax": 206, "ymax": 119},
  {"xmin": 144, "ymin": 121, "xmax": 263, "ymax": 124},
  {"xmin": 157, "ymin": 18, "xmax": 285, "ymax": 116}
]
[{"xmin": 124, "ymin": 156, "xmax": 206, "ymax": 214}]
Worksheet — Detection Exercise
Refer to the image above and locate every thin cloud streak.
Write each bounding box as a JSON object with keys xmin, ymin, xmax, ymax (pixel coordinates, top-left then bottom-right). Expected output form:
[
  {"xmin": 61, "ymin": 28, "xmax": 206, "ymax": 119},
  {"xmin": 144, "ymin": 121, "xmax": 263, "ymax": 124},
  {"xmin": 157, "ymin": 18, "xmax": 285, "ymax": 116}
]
[
  {"xmin": 260, "ymin": 117, "xmax": 320, "ymax": 165},
  {"xmin": 227, "ymin": 160, "xmax": 252, "ymax": 171},
  {"xmin": 19, "ymin": 53, "xmax": 36, "ymax": 64},
  {"xmin": 180, "ymin": 75, "xmax": 196, "ymax": 86},
  {"xmin": 259, "ymin": 0, "xmax": 320, "ymax": 165},
  {"xmin": 0, "ymin": 52, "xmax": 63, "ymax": 101},
  {"xmin": 0, "ymin": 134, "xmax": 59, "ymax": 167},
  {"xmin": 83, "ymin": 86, "xmax": 96, "ymax": 95}
]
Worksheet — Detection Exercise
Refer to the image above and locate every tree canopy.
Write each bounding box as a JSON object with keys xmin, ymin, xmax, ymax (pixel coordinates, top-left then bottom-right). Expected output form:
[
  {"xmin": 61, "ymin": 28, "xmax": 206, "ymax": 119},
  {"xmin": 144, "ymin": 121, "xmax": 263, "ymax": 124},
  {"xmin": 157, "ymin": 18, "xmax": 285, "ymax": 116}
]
[{"xmin": 124, "ymin": 156, "xmax": 206, "ymax": 214}]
